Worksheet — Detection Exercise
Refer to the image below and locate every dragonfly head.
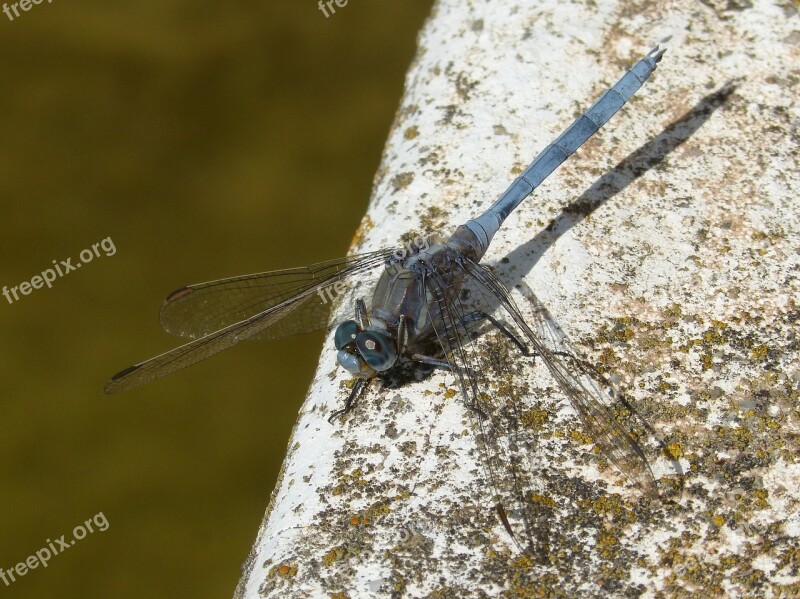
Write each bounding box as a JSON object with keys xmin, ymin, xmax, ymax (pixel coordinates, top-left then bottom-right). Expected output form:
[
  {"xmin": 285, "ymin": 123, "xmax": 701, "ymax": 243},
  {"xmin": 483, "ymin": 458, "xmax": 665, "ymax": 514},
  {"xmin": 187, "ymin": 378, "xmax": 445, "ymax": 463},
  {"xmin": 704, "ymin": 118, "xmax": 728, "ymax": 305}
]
[{"xmin": 334, "ymin": 320, "xmax": 397, "ymax": 376}]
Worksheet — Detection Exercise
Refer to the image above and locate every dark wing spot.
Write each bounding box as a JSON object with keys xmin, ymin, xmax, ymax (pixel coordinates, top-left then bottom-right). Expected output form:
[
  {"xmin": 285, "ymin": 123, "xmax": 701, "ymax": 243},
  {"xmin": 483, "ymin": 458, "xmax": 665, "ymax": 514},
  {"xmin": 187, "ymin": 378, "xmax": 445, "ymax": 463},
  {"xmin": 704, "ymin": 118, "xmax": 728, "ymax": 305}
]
[
  {"xmin": 165, "ymin": 286, "xmax": 193, "ymax": 303},
  {"xmin": 110, "ymin": 364, "xmax": 140, "ymax": 381}
]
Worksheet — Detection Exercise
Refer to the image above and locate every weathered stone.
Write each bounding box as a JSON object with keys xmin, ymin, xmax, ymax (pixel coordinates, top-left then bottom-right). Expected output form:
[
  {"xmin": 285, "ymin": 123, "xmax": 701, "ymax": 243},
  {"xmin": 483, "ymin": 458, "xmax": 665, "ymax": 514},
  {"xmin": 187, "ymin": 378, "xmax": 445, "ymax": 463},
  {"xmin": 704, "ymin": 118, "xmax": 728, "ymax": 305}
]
[{"xmin": 236, "ymin": 1, "xmax": 799, "ymax": 596}]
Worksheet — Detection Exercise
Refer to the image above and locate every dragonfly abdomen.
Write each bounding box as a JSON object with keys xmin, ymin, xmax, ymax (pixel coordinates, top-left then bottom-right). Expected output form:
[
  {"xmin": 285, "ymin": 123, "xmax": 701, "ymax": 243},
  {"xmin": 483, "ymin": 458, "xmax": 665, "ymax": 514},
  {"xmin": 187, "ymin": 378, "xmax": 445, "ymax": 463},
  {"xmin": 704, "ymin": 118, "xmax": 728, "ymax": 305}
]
[{"xmin": 465, "ymin": 46, "xmax": 665, "ymax": 256}]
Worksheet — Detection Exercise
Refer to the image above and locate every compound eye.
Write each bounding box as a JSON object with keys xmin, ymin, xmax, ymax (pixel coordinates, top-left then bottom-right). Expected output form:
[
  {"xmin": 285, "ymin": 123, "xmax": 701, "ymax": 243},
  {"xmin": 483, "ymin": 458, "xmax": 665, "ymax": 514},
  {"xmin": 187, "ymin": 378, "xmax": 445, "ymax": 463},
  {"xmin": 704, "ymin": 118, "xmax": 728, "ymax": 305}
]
[
  {"xmin": 355, "ymin": 331, "xmax": 397, "ymax": 372},
  {"xmin": 334, "ymin": 320, "xmax": 361, "ymax": 350},
  {"xmin": 337, "ymin": 350, "xmax": 369, "ymax": 375}
]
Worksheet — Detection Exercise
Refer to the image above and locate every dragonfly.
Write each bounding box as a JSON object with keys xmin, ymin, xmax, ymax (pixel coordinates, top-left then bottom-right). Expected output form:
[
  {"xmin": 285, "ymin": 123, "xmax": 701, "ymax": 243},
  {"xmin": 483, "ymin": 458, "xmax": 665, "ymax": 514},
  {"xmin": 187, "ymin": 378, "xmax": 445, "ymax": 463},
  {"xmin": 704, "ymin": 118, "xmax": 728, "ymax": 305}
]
[{"xmin": 106, "ymin": 46, "xmax": 666, "ymax": 552}]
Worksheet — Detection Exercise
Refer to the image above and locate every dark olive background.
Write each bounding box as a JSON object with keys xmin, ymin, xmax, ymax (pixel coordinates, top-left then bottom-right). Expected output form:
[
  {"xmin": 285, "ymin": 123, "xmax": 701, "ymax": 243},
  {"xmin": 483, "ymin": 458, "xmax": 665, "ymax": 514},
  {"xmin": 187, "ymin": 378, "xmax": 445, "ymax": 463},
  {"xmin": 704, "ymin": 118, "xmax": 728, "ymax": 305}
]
[{"xmin": 0, "ymin": 2, "xmax": 433, "ymax": 597}]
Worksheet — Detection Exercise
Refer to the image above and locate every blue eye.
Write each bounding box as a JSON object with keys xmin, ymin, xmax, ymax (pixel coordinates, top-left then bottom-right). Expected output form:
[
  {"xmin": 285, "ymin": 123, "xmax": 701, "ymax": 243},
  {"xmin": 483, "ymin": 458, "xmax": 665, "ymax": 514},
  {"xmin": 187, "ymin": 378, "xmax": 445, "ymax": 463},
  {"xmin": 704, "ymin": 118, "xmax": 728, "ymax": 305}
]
[
  {"xmin": 337, "ymin": 350, "xmax": 365, "ymax": 375},
  {"xmin": 355, "ymin": 331, "xmax": 397, "ymax": 372},
  {"xmin": 334, "ymin": 320, "xmax": 360, "ymax": 350}
]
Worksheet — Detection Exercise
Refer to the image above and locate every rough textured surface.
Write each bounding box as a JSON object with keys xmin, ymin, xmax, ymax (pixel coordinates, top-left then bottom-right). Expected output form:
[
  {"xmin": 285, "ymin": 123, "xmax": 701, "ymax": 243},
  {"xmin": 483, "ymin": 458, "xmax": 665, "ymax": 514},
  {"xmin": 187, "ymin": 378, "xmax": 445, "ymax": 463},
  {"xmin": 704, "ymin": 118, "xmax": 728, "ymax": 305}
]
[{"xmin": 235, "ymin": 0, "xmax": 799, "ymax": 597}]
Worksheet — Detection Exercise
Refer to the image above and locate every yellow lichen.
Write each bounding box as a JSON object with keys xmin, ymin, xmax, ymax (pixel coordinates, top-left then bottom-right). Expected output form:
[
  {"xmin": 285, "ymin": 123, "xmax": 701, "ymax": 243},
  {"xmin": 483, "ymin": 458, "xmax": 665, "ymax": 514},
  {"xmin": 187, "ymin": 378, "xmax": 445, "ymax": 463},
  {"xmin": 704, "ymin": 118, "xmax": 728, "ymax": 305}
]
[
  {"xmin": 403, "ymin": 125, "xmax": 419, "ymax": 140},
  {"xmin": 666, "ymin": 442, "xmax": 684, "ymax": 459}
]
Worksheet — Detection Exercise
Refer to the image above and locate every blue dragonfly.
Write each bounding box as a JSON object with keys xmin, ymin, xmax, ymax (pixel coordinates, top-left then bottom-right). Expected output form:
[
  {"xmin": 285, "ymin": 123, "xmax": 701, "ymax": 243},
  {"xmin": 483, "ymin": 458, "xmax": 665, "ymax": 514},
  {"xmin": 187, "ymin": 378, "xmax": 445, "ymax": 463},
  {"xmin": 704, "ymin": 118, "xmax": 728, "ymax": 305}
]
[{"xmin": 106, "ymin": 47, "xmax": 666, "ymax": 551}]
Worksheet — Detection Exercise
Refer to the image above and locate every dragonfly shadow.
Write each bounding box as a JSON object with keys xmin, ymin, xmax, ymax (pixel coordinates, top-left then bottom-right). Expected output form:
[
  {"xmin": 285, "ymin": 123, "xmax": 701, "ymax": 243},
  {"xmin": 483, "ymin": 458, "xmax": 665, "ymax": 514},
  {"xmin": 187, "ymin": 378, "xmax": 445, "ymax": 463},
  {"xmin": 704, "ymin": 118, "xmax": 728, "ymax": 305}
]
[
  {"xmin": 377, "ymin": 357, "xmax": 437, "ymax": 389},
  {"xmin": 500, "ymin": 82, "xmax": 737, "ymax": 282}
]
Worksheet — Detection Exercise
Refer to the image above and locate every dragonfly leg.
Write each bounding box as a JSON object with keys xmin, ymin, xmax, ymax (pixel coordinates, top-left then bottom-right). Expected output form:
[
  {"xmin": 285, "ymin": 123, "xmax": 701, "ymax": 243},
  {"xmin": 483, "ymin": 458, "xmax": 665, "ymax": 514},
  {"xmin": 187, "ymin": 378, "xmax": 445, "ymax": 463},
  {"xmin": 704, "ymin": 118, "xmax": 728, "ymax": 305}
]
[
  {"xmin": 328, "ymin": 378, "xmax": 369, "ymax": 423},
  {"xmin": 355, "ymin": 298, "xmax": 370, "ymax": 329},
  {"xmin": 410, "ymin": 353, "xmax": 456, "ymax": 370},
  {"xmin": 461, "ymin": 311, "xmax": 533, "ymax": 358},
  {"xmin": 470, "ymin": 312, "xmax": 589, "ymax": 374},
  {"xmin": 409, "ymin": 354, "xmax": 482, "ymax": 382},
  {"xmin": 463, "ymin": 312, "xmax": 583, "ymax": 374},
  {"xmin": 397, "ymin": 314, "xmax": 410, "ymax": 354}
]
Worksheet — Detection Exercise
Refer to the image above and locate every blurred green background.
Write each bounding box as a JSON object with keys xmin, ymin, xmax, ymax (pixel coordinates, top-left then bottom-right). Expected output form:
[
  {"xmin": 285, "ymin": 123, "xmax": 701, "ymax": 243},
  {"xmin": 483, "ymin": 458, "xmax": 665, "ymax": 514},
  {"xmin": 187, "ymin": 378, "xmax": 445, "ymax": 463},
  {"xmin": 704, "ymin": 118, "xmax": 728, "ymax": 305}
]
[{"xmin": 0, "ymin": 2, "xmax": 433, "ymax": 597}]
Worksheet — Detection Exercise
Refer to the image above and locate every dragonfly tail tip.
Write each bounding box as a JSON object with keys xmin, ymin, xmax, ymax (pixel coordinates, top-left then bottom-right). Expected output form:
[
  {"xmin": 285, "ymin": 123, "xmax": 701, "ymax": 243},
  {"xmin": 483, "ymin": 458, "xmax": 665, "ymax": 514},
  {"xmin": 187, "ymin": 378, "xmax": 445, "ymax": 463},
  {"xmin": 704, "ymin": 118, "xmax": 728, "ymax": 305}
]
[{"xmin": 648, "ymin": 45, "xmax": 667, "ymax": 63}]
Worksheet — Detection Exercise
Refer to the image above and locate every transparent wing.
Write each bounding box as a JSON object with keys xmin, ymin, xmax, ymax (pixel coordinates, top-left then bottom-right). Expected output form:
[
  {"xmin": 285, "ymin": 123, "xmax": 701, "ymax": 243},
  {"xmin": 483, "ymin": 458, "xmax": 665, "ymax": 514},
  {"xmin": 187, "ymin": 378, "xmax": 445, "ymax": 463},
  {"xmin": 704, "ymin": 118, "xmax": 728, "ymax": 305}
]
[
  {"xmin": 105, "ymin": 250, "xmax": 393, "ymax": 394},
  {"xmin": 460, "ymin": 258, "xmax": 659, "ymax": 498},
  {"xmin": 160, "ymin": 251, "xmax": 393, "ymax": 341},
  {"xmin": 422, "ymin": 261, "xmax": 541, "ymax": 554}
]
